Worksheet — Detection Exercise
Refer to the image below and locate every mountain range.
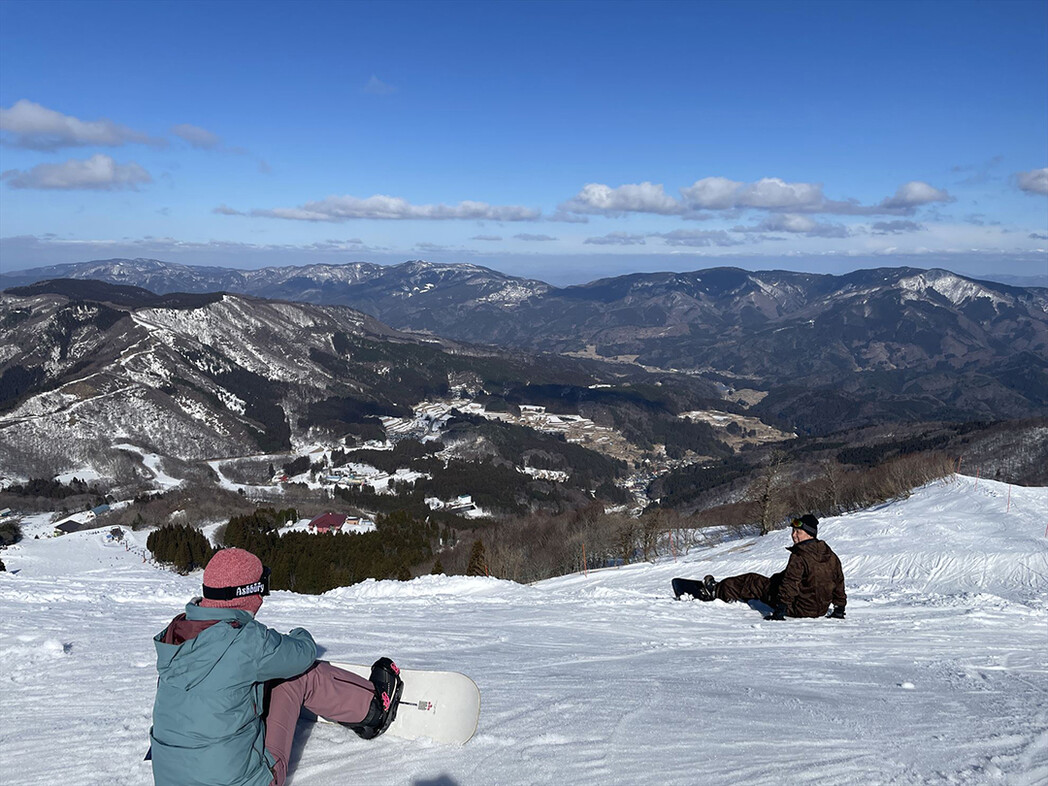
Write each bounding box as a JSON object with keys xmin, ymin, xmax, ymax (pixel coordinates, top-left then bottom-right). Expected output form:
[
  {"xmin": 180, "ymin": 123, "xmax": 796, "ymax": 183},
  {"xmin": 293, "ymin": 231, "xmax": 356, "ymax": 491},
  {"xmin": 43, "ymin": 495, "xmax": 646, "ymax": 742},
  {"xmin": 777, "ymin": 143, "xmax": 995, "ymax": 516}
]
[
  {"xmin": 0, "ymin": 279, "xmax": 733, "ymax": 493},
  {"xmin": 3, "ymin": 258, "xmax": 1046, "ymax": 434}
]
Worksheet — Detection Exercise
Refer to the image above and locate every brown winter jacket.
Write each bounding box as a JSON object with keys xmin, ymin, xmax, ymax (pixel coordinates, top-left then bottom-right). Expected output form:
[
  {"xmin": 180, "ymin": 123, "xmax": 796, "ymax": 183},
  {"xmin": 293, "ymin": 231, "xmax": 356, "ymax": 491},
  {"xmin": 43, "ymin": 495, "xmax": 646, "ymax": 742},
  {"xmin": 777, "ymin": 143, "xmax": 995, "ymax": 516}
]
[{"xmin": 777, "ymin": 538, "xmax": 846, "ymax": 618}]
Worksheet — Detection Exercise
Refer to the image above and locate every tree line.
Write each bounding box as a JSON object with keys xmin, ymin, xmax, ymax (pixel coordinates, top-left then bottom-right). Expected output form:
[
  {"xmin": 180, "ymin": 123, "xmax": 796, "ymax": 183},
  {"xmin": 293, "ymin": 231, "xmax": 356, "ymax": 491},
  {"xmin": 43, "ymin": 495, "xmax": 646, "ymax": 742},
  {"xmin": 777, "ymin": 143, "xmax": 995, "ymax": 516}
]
[
  {"xmin": 3, "ymin": 476, "xmax": 106, "ymax": 500},
  {"xmin": 147, "ymin": 523, "xmax": 214, "ymax": 574},
  {"xmin": 432, "ymin": 450, "xmax": 960, "ymax": 584},
  {"xmin": 145, "ymin": 446, "xmax": 960, "ymax": 590},
  {"xmin": 219, "ymin": 507, "xmax": 438, "ymax": 594}
]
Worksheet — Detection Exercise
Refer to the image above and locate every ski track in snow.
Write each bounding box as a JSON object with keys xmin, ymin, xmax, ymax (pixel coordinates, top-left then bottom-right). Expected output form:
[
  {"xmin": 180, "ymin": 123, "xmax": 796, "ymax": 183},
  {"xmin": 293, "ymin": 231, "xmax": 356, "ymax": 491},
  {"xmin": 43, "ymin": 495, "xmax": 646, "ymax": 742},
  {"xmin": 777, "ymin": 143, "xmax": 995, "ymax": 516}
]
[{"xmin": 1, "ymin": 476, "xmax": 1046, "ymax": 785}]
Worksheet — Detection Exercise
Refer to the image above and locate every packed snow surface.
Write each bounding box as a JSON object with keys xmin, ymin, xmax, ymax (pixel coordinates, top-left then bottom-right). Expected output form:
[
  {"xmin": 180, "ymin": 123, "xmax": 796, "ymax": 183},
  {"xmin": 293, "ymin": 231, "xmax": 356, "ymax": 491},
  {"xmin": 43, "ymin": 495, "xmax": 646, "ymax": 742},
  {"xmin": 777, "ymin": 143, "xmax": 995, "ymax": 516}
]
[{"xmin": 1, "ymin": 476, "xmax": 1046, "ymax": 785}]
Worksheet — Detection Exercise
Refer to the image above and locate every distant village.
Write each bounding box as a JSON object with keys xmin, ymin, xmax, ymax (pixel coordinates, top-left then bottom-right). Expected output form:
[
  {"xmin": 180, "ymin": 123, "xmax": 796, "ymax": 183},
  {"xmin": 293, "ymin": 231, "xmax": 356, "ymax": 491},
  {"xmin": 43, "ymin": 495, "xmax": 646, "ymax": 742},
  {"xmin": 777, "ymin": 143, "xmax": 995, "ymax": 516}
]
[
  {"xmin": 268, "ymin": 393, "xmax": 749, "ymax": 517},
  {"xmin": 6, "ymin": 390, "xmax": 789, "ymax": 541},
  {"xmin": 239, "ymin": 393, "xmax": 784, "ymax": 525},
  {"xmin": 379, "ymin": 397, "xmax": 644, "ymax": 463}
]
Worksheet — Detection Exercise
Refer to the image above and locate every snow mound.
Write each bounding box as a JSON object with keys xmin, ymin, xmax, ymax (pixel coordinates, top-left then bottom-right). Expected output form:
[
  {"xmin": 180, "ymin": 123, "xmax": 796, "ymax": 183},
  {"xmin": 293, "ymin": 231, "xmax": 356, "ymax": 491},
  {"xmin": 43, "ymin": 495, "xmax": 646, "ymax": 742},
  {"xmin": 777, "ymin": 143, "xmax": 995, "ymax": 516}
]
[
  {"xmin": 540, "ymin": 476, "xmax": 1047, "ymax": 604},
  {"xmin": 323, "ymin": 574, "xmax": 534, "ymax": 602}
]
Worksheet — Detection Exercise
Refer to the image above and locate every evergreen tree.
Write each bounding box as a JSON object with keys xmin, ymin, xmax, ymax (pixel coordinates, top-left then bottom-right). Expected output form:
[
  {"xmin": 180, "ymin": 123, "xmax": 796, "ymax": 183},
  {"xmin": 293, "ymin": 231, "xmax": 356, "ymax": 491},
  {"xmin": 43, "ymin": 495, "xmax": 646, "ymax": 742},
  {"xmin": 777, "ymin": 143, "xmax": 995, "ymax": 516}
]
[
  {"xmin": 147, "ymin": 524, "xmax": 213, "ymax": 573},
  {"xmin": 467, "ymin": 539, "xmax": 488, "ymax": 577},
  {"xmin": 431, "ymin": 558, "xmax": 444, "ymax": 575},
  {"xmin": 174, "ymin": 539, "xmax": 193, "ymax": 574}
]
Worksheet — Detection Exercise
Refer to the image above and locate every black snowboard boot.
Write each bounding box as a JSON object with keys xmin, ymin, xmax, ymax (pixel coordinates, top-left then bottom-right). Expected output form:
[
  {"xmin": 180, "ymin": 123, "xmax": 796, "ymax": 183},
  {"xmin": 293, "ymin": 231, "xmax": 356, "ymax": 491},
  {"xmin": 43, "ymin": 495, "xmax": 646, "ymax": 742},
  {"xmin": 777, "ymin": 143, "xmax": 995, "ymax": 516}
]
[
  {"xmin": 344, "ymin": 657, "xmax": 404, "ymax": 740},
  {"xmin": 702, "ymin": 575, "xmax": 719, "ymax": 601}
]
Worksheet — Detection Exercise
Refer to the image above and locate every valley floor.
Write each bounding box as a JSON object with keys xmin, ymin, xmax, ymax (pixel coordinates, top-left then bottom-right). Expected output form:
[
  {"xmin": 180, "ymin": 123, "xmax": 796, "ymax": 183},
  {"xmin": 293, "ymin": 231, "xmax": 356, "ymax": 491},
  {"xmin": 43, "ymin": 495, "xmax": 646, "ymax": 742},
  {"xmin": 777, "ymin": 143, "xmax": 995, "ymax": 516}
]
[{"xmin": 1, "ymin": 475, "xmax": 1046, "ymax": 785}]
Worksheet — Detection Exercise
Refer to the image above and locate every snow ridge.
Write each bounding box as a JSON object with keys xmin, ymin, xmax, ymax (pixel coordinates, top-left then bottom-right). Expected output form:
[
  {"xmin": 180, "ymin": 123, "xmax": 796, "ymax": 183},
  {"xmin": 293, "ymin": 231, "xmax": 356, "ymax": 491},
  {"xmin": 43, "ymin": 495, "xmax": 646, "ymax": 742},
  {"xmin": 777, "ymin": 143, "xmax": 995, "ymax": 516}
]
[{"xmin": 898, "ymin": 270, "xmax": 1008, "ymax": 307}]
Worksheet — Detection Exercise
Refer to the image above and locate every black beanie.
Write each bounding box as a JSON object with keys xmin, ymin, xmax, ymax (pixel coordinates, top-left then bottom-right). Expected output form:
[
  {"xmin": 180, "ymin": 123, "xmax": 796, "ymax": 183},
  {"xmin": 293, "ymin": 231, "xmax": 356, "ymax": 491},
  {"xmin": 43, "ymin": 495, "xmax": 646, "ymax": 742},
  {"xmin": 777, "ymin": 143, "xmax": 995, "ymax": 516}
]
[{"xmin": 791, "ymin": 514, "xmax": 819, "ymax": 537}]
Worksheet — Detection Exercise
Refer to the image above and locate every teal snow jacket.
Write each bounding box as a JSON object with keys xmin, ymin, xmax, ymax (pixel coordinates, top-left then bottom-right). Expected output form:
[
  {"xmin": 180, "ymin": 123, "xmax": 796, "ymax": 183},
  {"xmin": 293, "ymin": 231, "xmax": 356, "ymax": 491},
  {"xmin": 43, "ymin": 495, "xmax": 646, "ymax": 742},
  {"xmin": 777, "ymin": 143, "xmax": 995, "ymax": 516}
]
[{"xmin": 150, "ymin": 601, "xmax": 317, "ymax": 786}]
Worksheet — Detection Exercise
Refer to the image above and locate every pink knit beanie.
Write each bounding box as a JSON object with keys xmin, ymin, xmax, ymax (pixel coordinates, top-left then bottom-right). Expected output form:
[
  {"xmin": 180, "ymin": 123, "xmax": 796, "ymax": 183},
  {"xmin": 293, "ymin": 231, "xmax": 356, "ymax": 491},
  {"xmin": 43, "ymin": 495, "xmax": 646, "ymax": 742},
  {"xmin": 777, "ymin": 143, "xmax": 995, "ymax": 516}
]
[{"xmin": 200, "ymin": 548, "xmax": 265, "ymax": 615}]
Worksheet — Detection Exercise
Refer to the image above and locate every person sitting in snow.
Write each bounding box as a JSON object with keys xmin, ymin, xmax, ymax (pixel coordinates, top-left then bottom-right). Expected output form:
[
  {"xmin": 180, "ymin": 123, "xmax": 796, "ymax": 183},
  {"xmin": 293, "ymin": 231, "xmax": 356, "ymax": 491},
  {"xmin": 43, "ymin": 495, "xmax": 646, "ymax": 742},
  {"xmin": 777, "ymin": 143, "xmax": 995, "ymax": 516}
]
[
  {"xmin": 671, "ymin": 514, "xmax": 846, "ymax": 620},
  {"xmin": 150, "ymin": 547, "xmax": 402, "ymax": 786}
]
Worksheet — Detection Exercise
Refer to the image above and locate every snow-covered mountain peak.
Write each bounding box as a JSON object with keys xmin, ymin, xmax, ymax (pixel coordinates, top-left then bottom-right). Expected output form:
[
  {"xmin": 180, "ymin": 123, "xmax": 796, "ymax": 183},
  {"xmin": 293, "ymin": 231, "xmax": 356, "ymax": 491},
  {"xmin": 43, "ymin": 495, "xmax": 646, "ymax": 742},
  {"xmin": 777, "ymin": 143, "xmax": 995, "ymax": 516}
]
[
  {"xmin": 897, "ymin": 269, "xmax": 1008, "ymax": 307},
  {"xmin": 264, "ymin": 262, "xmax": 384, "ymax": 285}
]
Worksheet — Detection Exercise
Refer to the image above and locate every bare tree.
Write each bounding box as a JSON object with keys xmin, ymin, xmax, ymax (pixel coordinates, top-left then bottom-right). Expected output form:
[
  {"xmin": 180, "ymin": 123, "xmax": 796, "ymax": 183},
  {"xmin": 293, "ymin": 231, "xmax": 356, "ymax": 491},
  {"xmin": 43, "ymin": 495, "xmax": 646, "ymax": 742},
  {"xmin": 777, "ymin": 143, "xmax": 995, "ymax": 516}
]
[
  {"xmin": 820, "ymin": 458, "xmax": 846, "ymax": 514},
  {"xmin": 752, "ymin": 450, "xmax": 789, "ymax": 535},
  {"xmin": 639, "ymin": 510, "xmax": 664, "ymax": 562},
  {"xmin": 616, "ymin": 518, "xmax": 637, "ymax": 565}
]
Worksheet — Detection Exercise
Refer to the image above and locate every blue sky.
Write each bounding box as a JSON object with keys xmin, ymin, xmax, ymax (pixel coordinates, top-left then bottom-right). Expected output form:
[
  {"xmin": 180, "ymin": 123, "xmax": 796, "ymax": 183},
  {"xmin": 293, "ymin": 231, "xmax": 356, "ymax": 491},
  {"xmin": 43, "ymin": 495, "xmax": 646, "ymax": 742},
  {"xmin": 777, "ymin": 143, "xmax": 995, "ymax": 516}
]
[{"xmin": 1, "ymin": 0, "xmax": 1045, "ymax": 285}]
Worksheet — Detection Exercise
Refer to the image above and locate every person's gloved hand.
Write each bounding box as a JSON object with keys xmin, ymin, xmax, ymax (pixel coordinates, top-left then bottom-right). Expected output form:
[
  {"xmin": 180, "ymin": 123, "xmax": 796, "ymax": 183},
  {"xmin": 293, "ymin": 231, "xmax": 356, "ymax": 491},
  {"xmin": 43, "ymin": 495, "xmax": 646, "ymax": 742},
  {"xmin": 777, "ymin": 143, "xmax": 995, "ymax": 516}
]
[
  {"xmin": 764, "ymin": 605, "xmax": 787, "ymax": 621},
  {"xmin": 828, "ymin": 606, "xmax": 846, "ymax": 619}
]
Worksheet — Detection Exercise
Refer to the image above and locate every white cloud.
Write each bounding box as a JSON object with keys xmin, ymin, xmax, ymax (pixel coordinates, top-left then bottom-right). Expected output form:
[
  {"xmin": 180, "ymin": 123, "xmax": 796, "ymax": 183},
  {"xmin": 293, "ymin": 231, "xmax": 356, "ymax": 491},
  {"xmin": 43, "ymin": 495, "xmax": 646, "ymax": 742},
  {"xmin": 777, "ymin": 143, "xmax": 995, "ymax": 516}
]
[
  {"xmin": 734, "ymin": 178, "xmax": 824, "ymax": 209},
  {"xmin": 415, "ymin": 242, "xmax": 452, "ymax": 252},
  {"xmin": 750, "ymin": 214, "xmax": 850, "ymax": 238},
  {"xmin": 584, "ymin": 232, "xmax": 647, "ymax": 246},
  {"xmin": 756, "ymin": 214, "xmax": 818, "ymax": 233},
  {"xmin": 0, "ymin": 99, "xmax": 161, "ymax": 150},
  {"xmin": 364, "ymin": 76, "xmax": 397, "ymax": 95},
  {"xmin": 677, "ymin": 176, "xmax": 739, "ymax": 210},
  {"xmin": 559, "ymin": 182, "xmax": 682, "ymax": 216},
  {"xmin": 951, "ymin": 154, "xmax": 1004, "ymax": 186},
  {"xmin": 559, "ymin": 175, "xmax": 942, "ymax": 219},
  {"xmin": 547, "ymin": 210, "xmax": 590, "ymax": 223},
  {"xmin": 172, "ymin": 123, "xmax": 248, "ymax": 156},
  {"xmin": 871, "ymin": 220, "xmax": 925, "ymax": 235},
  {"xmin": 2, "ymin": 154, "xmax": 151, "ymax": 190},
  {"xmin": 879, "ymin": 181, "xmax": 952, "ymax": 209},
  {"xmin": 1016, "ymin": 168, "xmax": 1048, "ymax": 195},
  {"xmin": 741, "ymin": 178, "xmax": 824, "ymax": 209},
  {"xmin": 212, "ymin": 204, "xmax": 244, "ymax": 216},
  {"xmin": 514, "ymin": 233, "xmax": 557, "ymax": 241},
  {"xmin": 172, "ymin": 123, "xmax": 222, "ymax": 149},
  {"xmin": 471, "ymin": 234, "xmax": 503, "ymax": 241},
  {"xmin": 681, "ymin": 177, "xmax": 825, "ymax": 211},
  {"xmin": 252, "ymin": 207, "xmax": 332, "ymax": 221},
  {"xmin": 655, "ymin": 230, "xmax": 742, "ymax": 247},
  {"xmin": 251, "ymin": 194, "xmax": 541, "ymax": 222}
]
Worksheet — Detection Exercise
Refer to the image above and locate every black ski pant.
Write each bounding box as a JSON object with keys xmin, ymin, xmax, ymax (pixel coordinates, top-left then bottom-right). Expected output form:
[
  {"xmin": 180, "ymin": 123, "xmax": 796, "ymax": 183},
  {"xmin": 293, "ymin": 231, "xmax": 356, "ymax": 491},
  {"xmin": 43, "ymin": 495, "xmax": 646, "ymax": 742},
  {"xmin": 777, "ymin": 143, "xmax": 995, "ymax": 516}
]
[{"xmin": 716, "ymin": 571, "xmax": 784, "ymax": 606}]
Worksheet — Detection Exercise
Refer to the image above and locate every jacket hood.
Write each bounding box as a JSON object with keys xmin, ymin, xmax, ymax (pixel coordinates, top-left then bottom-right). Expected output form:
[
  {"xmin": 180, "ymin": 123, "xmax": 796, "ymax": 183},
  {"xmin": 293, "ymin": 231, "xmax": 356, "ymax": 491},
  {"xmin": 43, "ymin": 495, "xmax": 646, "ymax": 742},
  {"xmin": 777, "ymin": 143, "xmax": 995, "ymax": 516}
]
[
  {"xmin": 153, "ymin": 602, "xmax": 255, "ymax": 691},
  {"xmin": 788, "ymin": 538, "xmax": 833, "ymax": 563}
]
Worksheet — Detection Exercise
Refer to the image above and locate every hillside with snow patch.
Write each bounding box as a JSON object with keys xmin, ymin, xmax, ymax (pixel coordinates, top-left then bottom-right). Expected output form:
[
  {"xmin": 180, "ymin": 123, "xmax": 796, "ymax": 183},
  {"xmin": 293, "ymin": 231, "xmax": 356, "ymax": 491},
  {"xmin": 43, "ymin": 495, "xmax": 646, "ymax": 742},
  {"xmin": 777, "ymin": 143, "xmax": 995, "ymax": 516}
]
[{"xmin": 1, "ymin": 475, "xmax": 1046, "ymax": 785}]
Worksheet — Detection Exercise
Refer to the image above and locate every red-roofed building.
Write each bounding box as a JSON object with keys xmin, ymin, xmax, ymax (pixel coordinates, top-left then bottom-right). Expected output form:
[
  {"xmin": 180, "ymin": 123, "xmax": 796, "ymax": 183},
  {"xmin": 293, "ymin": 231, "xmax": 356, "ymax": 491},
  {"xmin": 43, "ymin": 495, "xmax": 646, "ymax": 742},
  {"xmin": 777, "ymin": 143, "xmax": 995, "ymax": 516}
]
[{"xmin": 308, "ymin": 512, "xmax": 347, "ymax": 533}]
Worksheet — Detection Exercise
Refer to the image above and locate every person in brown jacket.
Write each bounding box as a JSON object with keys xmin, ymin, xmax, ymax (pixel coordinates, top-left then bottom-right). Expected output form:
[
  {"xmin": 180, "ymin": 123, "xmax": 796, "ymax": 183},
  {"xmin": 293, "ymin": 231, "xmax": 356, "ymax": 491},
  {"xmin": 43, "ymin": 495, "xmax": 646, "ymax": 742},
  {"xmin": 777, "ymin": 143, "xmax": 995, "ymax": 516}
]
[{"xmin": 672, "ymin": 514, "xmax": 847, "ymax": 620}]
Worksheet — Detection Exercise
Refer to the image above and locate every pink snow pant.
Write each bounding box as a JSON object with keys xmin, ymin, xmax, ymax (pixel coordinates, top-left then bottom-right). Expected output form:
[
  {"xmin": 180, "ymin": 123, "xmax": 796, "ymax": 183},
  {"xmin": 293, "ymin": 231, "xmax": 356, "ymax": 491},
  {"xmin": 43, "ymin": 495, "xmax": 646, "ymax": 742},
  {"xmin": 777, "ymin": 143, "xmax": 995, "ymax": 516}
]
[{"xmin": 263, "ymin": 661, "xmax": 375, "ymax": 786}]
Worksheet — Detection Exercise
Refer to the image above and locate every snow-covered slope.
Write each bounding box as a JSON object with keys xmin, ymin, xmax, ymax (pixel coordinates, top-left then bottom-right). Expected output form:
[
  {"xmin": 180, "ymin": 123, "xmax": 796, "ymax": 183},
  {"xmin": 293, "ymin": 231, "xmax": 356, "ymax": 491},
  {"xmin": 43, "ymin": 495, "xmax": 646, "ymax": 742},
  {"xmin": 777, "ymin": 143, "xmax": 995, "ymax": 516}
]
[{"xmin": 1, "ymin": 476, "xmax": 1046, "ymax": 785}]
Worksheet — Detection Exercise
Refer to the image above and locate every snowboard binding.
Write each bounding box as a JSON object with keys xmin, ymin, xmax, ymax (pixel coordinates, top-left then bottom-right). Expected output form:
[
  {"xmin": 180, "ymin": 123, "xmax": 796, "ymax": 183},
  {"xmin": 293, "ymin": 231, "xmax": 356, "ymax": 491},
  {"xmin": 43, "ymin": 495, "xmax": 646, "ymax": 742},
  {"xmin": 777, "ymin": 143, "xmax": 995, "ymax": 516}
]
[
  {"xmin": 701, "ymin": 575, "xmax": 719, "ymax": 601},
  {"xmin": 344, "ymin": 657, "xmax": 404, "ymax": 740}
]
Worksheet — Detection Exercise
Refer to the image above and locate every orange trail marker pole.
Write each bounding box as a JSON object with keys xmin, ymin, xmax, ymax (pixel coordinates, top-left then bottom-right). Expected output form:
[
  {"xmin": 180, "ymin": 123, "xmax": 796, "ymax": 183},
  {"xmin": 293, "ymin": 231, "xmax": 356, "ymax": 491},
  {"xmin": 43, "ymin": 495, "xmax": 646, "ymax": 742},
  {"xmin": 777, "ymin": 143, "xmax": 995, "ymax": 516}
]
[{"xmin": 581, "ymin": 542, "xmax": 588, "ymax": 577}]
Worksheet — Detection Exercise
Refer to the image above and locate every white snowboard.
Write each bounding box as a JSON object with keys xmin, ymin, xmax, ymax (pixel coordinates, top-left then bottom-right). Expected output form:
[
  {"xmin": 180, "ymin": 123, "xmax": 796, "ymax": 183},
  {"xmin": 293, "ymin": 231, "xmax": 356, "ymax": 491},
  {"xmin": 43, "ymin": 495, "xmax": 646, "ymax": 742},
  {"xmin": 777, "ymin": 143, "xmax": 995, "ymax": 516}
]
[{"xmin": 322, "ymin": 662, "xmax": 481, "ymax": 745}]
